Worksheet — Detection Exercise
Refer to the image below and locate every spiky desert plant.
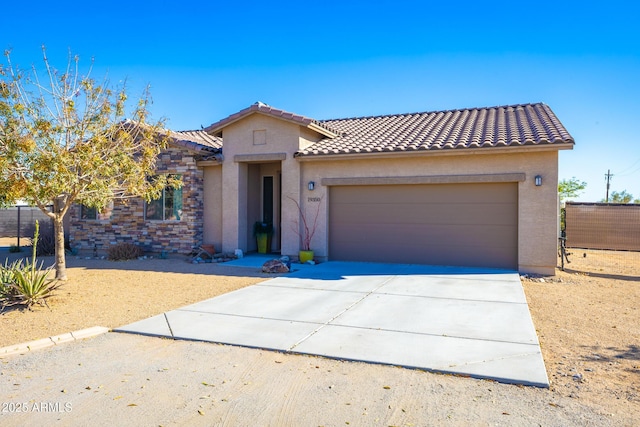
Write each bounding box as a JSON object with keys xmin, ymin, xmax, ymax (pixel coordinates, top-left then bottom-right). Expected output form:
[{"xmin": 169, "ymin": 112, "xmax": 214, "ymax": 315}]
[
  {"xmin": 3, "ymin": 221, "xmax": 60, "ymax": 310},
  {"xmin": 0, "ymin": 259, "xmax": 16, "ymax": 300}
]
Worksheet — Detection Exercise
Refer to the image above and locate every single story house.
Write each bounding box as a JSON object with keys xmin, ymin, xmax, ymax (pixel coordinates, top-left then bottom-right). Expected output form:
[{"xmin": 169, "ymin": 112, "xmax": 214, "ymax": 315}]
[{"xmin": 69, "ymin": 102, "xmax": 574, "ymax": 275}]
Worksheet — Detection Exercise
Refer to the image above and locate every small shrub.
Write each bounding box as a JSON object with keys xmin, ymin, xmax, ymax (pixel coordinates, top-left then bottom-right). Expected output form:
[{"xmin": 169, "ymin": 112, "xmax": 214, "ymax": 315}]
[
  {"xmin": 8, "ymin": 245, "xmax": 22, "ymax": 253},
  {"xmin": 107, "ymin": 242, "xmax": 144, "ymax": 261}
]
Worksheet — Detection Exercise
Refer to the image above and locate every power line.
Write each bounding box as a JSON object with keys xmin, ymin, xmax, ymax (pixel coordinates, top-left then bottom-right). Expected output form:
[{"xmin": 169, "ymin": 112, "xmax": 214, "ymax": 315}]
[
  {"xmin": 616, "ymin": 164, "xmax": 640, "ymax": 177},
  {"xmin": 616, "ymin": 158, "xmax": 640, "ymax": 175}
]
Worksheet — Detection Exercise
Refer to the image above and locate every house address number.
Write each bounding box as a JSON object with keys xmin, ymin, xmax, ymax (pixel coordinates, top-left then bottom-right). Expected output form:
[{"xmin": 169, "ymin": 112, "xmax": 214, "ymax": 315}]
[{"xmin": 307, "ymin": 197, "xmax": 322, "ymax": 202}]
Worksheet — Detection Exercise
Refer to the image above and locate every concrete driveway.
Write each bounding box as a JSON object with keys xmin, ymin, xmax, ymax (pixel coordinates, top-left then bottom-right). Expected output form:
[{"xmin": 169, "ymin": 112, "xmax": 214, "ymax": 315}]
[{"xmin": 115, "ymin": 259, "xmax": 548, "ymax": 387}]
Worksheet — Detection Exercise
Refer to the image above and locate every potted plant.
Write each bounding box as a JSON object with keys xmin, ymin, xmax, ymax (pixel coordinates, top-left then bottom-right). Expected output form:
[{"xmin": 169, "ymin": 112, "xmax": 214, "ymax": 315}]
[
  {"xmin": 288, "ymin": 195, "xmax": 323, "ymax": 263},
  {"xmin": 253, "ymin": 222, "xmax": 274, "ymax": 254}
]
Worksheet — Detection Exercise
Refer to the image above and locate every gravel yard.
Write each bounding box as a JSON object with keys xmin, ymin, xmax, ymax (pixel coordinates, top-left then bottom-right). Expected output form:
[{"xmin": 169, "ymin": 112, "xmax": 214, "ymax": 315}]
[{"xmin": 1, "ymin": 249, "xmax": 638, "ymax": 425}]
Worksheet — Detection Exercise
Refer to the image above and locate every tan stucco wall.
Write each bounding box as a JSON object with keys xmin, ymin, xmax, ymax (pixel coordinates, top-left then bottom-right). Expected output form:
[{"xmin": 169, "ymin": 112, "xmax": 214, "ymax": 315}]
[
  {"xmin": 202, "ymin": 165, "xmax": 222, "ymax": 251},
  {"xmin": 299, "ymin": 127, "xmax": 323, "ymax": 150},
  {"xmin": 298, "ymin": 149, "xmax": 559, "ymax": 275},
  {"xmin": 218, "ymin": 114, "xmax": 303, "ymax": 255},
  {"xmin": 209, "ymin": 112, "xmax": 561, "ymax": 275}
]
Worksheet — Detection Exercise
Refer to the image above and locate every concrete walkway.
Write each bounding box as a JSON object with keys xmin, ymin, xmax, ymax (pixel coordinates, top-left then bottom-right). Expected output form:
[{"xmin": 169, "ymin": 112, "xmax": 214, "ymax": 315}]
[{"xmin": 115, "ymin": 258, "xmax": 548, "ymax": 387}]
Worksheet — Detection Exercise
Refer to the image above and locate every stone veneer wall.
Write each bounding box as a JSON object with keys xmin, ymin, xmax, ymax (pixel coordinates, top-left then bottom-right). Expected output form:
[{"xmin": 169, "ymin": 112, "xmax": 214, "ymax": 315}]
[{"xmin": 69, "ymin": 145, "xmax": 204, "ymax": 255}]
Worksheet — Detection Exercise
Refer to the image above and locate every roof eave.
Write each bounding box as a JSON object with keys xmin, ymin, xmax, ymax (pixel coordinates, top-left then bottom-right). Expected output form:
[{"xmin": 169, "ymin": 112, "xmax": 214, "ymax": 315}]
[
  {"xmin": 196, "ymin": 154, "xmax": 224, "ymax": 167},
  {"xmin": 168, "ymin": 139, "xmax": 222, "ymax": 155},
  {"xmin": 294, "ymin": 143, "xmax": 574, "ymax": 161},
  {"xmin": 205, "ymin": 110, "xmax": 338, "ymax": 139},
  {"xmin": 204, "ymin": 103, "xmax": 338, "ymax": 138},
  {"xmin": 306, "ymin": 122, "xmax": 338, "ymax": 138}
]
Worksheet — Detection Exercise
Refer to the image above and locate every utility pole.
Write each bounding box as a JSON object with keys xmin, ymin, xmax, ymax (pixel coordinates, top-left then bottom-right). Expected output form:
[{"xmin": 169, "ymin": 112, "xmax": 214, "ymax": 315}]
[{"xmin": 605, "ymin": 169, "xmax": 613, "ymax": 202}]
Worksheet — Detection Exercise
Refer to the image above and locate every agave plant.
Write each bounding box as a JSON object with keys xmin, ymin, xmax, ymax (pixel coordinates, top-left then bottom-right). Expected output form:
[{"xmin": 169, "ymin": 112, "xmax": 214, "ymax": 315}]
[
  {"xmin": 0, "ymin": 259, "xmax": 16, "ymax": 300},
  {"xmin": 5, "ymin": 260, "xmax": 59, "ymax": 309},
  {"xmin": 1, "ymin": 221, "xmax": 61, "ymax": 310}
]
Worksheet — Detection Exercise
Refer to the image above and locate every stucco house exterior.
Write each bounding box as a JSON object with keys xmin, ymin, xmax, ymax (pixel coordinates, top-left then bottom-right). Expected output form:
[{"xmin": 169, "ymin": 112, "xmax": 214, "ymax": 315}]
[{"xmin": 69, "ymin": 102, "xmax": 574, "ymax": 275}]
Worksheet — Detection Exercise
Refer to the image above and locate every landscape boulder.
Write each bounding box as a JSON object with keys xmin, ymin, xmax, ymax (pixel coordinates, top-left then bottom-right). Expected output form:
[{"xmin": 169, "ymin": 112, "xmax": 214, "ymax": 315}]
[{"xmin": 262, "ymin": 259, "xmax": 290, "ymax": 273}]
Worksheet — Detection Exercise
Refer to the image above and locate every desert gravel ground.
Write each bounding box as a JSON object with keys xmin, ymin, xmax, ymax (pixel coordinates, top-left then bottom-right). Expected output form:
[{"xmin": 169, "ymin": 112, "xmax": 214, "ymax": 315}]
[{"xmin": 1, "ymin": 249, "xmax": 638, "ymax": 426}]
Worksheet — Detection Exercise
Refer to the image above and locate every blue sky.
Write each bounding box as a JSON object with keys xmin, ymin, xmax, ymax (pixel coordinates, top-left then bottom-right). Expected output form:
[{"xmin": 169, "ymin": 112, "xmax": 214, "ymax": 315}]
[{"xmin": 4, "ymin": 0, "xmax": 639, "ymax": 202}]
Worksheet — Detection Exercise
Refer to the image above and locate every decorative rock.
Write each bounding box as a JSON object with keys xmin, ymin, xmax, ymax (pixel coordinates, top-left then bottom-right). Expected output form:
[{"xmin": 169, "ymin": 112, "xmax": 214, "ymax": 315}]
[{"xmin": 262, "ymin": 259, "xmax": 290, "ymax": 273}]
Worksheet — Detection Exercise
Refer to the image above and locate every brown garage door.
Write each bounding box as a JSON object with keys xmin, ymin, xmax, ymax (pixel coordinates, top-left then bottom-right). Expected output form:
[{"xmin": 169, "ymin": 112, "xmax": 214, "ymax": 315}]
[{"xmin": 329, "ymin": 183, "xmax": 518, "ymax": 270}]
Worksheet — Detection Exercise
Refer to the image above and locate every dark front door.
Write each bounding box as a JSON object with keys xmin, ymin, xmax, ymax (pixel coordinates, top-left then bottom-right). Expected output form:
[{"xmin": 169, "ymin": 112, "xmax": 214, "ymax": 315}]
[{"xmin": 263, "ymin": 176, "xmax": 274, "ymax": 224}]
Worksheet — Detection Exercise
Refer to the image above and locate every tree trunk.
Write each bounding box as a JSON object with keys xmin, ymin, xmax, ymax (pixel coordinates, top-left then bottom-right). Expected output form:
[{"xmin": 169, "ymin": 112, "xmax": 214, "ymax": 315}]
[
  {"xmin": 36, "ymin": 196, "xmax": 70, "ymax": 281},
  {"xmin": 53, "ymin": 215, "xmax": 67, "ymax": 280}
]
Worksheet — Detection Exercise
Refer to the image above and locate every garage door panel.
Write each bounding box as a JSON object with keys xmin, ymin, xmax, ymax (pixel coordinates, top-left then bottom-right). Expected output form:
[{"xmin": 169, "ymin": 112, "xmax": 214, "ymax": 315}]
[
  {"xmin": 330, "ymin": 232, "xmax": 517, "ymax": 268},
  {"xmin": 329, "ymin": 183, "xmax": 518, "ymax": 270},
  {"xmin": 332, "ymin": 204, "xmax": 517, "ymax": 226},
  {"xmin": 331, "ymin": 224, "xmax": 516, "ymax": 250},
  {"xmin": 332, "ymin": 227, "xmax": 512, "ymax": 250},
  {"xmin": 332, "ymin": 184, "xmax": 517, "ymax": 205}
]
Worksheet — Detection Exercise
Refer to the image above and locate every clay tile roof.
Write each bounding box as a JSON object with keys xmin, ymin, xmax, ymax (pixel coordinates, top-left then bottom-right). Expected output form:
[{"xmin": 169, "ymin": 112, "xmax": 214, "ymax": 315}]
[
  {"xmin": 204, "ymin": 102, "xmax": 340, "ymax": 138},
  {"xmin": 168, "ymin": 130, "xmax": 223, "ymax": 153},
  {"xmin": 295, "ymin": 103, "xmax": 574, "ymax": 157}
]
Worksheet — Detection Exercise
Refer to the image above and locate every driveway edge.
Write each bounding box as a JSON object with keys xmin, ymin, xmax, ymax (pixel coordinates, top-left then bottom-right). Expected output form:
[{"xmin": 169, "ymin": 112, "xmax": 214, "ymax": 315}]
[{"xmin": 0, "ymin": 326, "xmax": 110, "ymax": 357}]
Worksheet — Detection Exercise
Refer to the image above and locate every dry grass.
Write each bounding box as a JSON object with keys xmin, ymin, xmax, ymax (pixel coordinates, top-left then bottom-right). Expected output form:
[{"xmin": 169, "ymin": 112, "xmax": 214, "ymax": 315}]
[{"xmin": 523, "ymin": 249, "xmax": 639, "ymax": 418}]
